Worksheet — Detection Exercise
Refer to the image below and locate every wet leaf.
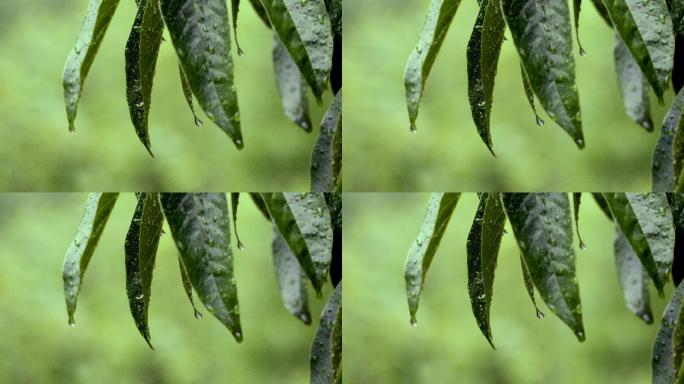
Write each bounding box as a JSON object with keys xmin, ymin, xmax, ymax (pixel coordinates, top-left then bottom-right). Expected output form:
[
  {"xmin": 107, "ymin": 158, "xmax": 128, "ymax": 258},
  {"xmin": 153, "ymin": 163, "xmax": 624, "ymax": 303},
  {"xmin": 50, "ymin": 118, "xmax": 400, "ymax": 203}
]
[
  {"xmin": 502, "ymin": 0, "xmax": 584, "ymax": 148},
  {"xmin": 159, "ymin": 193, "xmax": 243, "ymax": 342},
  {"xmin": 652, "ymin": 281, "xmax": 684, "ymax": 384},
  {"xmin": 323, "ymin": 0, "xmax": 341, "ymax": 38},
  {"xmin": 63, "ymin": 193, "xmax": 119, "ymax": 325},
  {"xmin": 311, "ymin": 90, "xmax": 342, "ymax": 192},
  {"xmin": 272, "ymin": 227, "xmax": 311, "ymax": 324},
  {"xmin": 614, "ymin": 35, "xmax": 654, "ymax": 131},
  {"xmin": 178, "ymin": 65, "xmax": 203, "ymax": 127},
  {"xmin": 603, "ymin": 193, "xmax": 675, "ymax": 294},
  {"xmin": 178, "ymin": 256, "xmax": 203, "ymax": 320},
  {"xmin": 231, "ymin": 0, "xmax": 244, "ymax": 56},
  {"xmin": 572, "ymin": 192, "xmax": 586, "ymax": 250},
  {"xmin": 666, "ymin": 0, "xmax": 684, "ymax": 36},
  {"xmin": 572, "ymin": 0, "xmax": 586, "ymax": 55},
  {"xmin": 160, "ymin": 0, "xmax": 243, "ymax": 148},
  {"xmin": 520, "ymin": 253, "xmax": 545, "ymax": 319},
  {"xmin": 230, "ymin": 193, "xmax": 244, "ymax": 250},
  {"xmin": 273, "ymin": 35, "xmax": 312, "ymax": 131},
  {"xmin": 405, "ymin": 193, "xmax": 461, "ymax": 324},
  {"xmin": 520, "ymin": 65, "xmax": 544, "ymax": 126},
  {"xmin": 63, "ymin": 0, "xmax": 121, "ymax": 131},
  {"xmin": 124, "ymin": 193, "xmax": 164, "ymax": 348},
  {"xmin": 502, "ymin": 193, "xmax": 585, "ymax": 341},
  {"xmin": 654, "ymin": 89, "xmax": 684, "ymax": 191},
  {"xmin": 466, "ymin": 193, "xmax": 505, "ymax": 348},
  {"xmin": 404, "ymin": 0, "xmax": 462, "ymax": 132},
  {"xmin": 310, "ymin": 283, "xmax": 342, "ymax": 384},
  {"xmin": 614, "ymin": 227, "xmax": 653, "ymax": 324},
  {"xmin": 602, "ymin": 0, "xmax": 674, "ymax": 101}
]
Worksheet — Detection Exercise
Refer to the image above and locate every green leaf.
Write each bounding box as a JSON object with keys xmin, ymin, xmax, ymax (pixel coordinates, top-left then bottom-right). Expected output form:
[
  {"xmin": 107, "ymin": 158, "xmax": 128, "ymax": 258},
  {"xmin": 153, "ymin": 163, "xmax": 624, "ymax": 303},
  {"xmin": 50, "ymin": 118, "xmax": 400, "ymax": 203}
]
[
  {"xmin": 272, "ymin": 227, "xmax": 311, "ymax": 324},
  {"xmin": 160, "ymin": 0, "xmax": 243, "ymax": 148},
  {"xmin": 125, "ymin": 0, "xmax": 164, "ymax": 156},
  {"xmin": 310, "ymin": 283, "xmax": 342, "ymax": 384},
  {"xmin": 405, "ymin": 193, "xmax": 461, "ymax": 324},
  {"xmin": 502, "ymin": 193, "xmax": 585, "ymax": 341},
  {"xmin": 614, "ymin": 227, "xmax": 653, "ymax": 324},
  {"xmin": 179, "ymin": 65, "xmax": 203, "ymax": 127},
  {"xmin": 324, "ymin": 0, "xmax": 341, "ymax": 37},
  {"xmin": 666, "ymin": 0, "xmax": 684, "ymax": 36},
  {"xmin": 572, "ymin": 0, "xmax": 587, "ymax": 55},
  {"xmin": 520, "ymin": 253, "xmax": 545, "ymax": 319},
  {"xmin": 62, "ymin": 0, "xmax": 121, "ymax": 131},
  {"xmin": 160, "ymin": 193, "xmax": 243, "ymax": 342},
  {"xmin": 63, "ymin": 193, "xmax": 119, "ymax": 325},
  {"xmin": 259, "ymin": 0, "xmax": 333, "ymax": 100},
  {"xmin": 231, "ymin": 0, "xmax": 244, "ymax": 56},
  {"xmin": 273, "ymin": 35, "xmax": 312, "ymax": 131},
  {"xmin": 520, "ymin": 65, "xmax": 544, "ymax": 126},
  {"xmin": 603, "ymin": 193, "xmax": 675, "ymax": 294},
  {"xmin": 230, "ymin": 192, "xmax": 245, "ymax": 250},
  {"xmin": 602, "ymin": 0, "xmax": 674, "ymax": 101},
  {"xmin": 248, "ymin": 0, "xmax": 271, "ymax": 26},
  {"xmin": 652, "ymin": 281, "xmax": 684, "ymax": 384},
  {"xmin": 249, "ymin": 193, "xmax": 271, "ymax": 220},
  {"xmin": 592, "ymin": 192, "xmax": 613, "ymax": 220},
  {"xmin": 124, "ymin": 193, "xmax": 164, "ymax": 349},
  {"xmin": 325, "ymin": 192, "xmax": 342, "ymax": 287},
  {"xmin": 502, "ymin": 0, "xmax": 584, "ymax": 148},
  {"xmin": 404, "ymin": 0, "xmax": 462, "ymax": 132},
  {"xmin": 261, "ymin": 193, "xmax": 333, "ymax": 294},
  {"xmin": 653, "ymin": 89, "xmax": 684, "ymax": 191},
  {"xmin": 311, "ymin": 90, "xmax": 342, "ymax": 192},
  {"xmin": 466, "ymin": 0, "xmax": 506, "ymax": 154},
  {"xmin": 466, "ymin": 193, "xmax": 505, "ymax": 348},
  {"xmin": 614, "ymin": 34, "xmax": 654, "ymax": 131},
  {"xmin": 178, "ymin": 256, "xmax": 203, "ymax": 320},
  {"xmin": 572, "ymin": 192, "xmax": 586, "ymax": 250},
  {"xmin": 590, "ymin": 0, "xmax": 613, "ymax": 26}
]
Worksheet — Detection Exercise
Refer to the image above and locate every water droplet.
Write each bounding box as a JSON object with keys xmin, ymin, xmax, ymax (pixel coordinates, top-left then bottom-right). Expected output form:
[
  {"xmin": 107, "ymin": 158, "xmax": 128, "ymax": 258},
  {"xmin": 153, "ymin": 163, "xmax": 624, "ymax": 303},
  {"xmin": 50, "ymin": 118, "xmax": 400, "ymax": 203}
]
[
  {"xmin": 194, "ymin": 310, "xmax": 203, "ymax": 320},
  {"xmin": 536, "ymin": 309, "xmax": 545, "ymax": 319}
]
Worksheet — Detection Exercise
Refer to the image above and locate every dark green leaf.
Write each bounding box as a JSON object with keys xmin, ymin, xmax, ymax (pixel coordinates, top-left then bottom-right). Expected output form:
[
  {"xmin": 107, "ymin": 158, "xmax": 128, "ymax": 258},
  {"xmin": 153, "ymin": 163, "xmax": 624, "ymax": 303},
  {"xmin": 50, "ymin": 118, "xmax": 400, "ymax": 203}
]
[
  {"xmin": 466, "ymin": 0, "xmax": 506, "ymax": 154},
  {"xmin": 178, "ymin": 256, "xmax": 203, "ymax": 320},
  {"xmin": 614, "ymin": 34, "xmax": 654, "ymax": 131},
  {"xmin": 63, "ymin": 0, "xmax": 121, "ymax": 131},
  {"xmin": 310, "ymin": 283, "xmax": 342, "ymax": 384},
  {"xmin": 666, "ymin": 0, "xmax": 684, "ymax": 36},
  {"xmin": 614, "ymin": 227, "xmax": 653, "ymax": 323},
  {"xmin": 602, "ymin": 0, "xmax": 674, "ymax": 101},
  {"xmin": 592, "ymin": 192, "xmax": 613, "ymax": 220},
  {"xmin": 273, "ymin": 35, "xmax": 312, "ymax": 131},
  {"xmin": 231, "ymin": 0, "xmax": 244, "ymax": 56},
  {"xmin": 466, "ymin": 193, "xmax": 505, "ymax": 348},
  {"xmin": 572, "ymin": 192, "xmax": 586, "ymax": 250},
  {"xmin": 160, "ymin": 0, "xmax": 243, "ymax": 148},
  {"xmin": 520, "ymin": 65, "xmax": 544, "ymax": 126},
  {"xmin": 653, "ymin": 89, "xmax": 684, "ymax": 190},
  {"xmin": 125, "ymin": 193, "xmax": 164, "ymax": 348},
  {"xmin": 670, "ymin": 193, "xmax": 684, "ymax": 285},
  {"xmin": 178, "ymin": 65, "xmax": 203, "ymax": 127},
  {"xmin": 311, "ymin": 90, "xmax": 342, "ymax": 192},
  {"xmin": 520, "ymin": 253, "xmax": 545, "ymax": 319},
  {"xmin": 404, "ymin": 0, "xmax": 462, "ymax": 132},
  {"xmin": 160, "ymin": 193, "xmax": 242, "ymax": 342},
  {"xmin": 249, "ymin": 192, "xmax": 271, "ymax": 220},
  {"xmin": 405, "ymin": 192, "xmax": 461, "ymax": 324},
  {"xmin": 603, "ymin": 193, "xmax": 675, "ymax": 294},
  {"xmin": 63, "ymin": 193, "xmax": 119, "ymax": 325},
  {"xmin": 502, "ymin": 0, "xmax": 584, "ymax": 148},
  {"xmin": 230, "ymin": 193, "xmax": 244, "ymax": 250},
  {"xmin": 652, "ymin": 281, "xmax": 684, "ymax": 384},
  {"xmin": 572, "ymin": 0, "xmax": 587, "ymax": 55},
  {"xmin": 323, "ymin": 0, "xmax": 341, "ymax": 38},
  {"xmin": 590, "ymin": 0, "xmax": 612, "ymax": 26},
  {"xmin": 325, "ymin": 193, "xmax": 342, "ymax": 287},
  {"xmin": 272, "ymin": 227, "xmax": 311, "ymax": 324},
  {"xmin": 675, "ymin": 36, "xmax": 684, "ymax": 93},
  {"xmin": 248, "ymin": 0, "xmax": 271, "ymax": 26},
  {"xmin": 502, "ymin": 193, "xmax": 585, "ymax": 340}
]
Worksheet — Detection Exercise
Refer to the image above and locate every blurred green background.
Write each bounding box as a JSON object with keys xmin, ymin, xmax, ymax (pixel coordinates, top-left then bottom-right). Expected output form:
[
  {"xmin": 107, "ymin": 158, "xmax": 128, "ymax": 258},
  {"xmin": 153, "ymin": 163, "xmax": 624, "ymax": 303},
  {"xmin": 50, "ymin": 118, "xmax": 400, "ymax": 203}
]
[
  {"xmin": 0, "ymin": 193, "xmax": 327, "ymax": 383},
  {"xmin": 344, "ymin": 193, "xmax": 669, "ymax": 383},
  {"xmin": 0, "ymin": 1, "xmax": 329, "ymax": 191},
  {"xmin": 344, "ymin": 1, "xmax": 673, "ymax": 191}
]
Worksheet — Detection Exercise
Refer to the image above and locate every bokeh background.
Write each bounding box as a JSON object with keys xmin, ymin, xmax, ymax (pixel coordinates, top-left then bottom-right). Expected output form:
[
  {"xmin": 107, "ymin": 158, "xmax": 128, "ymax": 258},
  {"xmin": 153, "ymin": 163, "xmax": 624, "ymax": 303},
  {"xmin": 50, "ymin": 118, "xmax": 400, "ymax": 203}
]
[
  {"xmin": 344, "ymin": 0, "xmax": 674, "ymax": 191},
  {"xmin": 344, "ymin": 193, "xmax": 669, "ymax": 383},
  {"xmin": 0, "ymin": 1, "xmax": 330, "ymax": 191},
  {"xmin": 0, "ymin": 193, "xmax": 328, "ymax": 383}
]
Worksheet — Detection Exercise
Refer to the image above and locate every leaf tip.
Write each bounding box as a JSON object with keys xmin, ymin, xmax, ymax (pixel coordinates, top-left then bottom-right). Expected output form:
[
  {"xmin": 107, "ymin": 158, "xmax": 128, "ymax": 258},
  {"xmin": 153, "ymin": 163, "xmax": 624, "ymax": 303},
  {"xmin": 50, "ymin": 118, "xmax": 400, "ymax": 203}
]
[{"xmin": 232, "ymin": 329, "xmax": 244, "ymax": 343}]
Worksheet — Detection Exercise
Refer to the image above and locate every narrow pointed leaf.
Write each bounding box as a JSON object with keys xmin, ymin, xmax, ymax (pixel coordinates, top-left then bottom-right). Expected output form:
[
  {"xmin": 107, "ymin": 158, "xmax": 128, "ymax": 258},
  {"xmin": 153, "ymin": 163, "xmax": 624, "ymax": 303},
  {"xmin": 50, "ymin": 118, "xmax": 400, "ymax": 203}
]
[
  {"xmin": 404, "ymin": 0, "xmax": 462, "ymax": 131},
  {"xmin": 160, "ymin": 0, "xmax": 243, "ymax": 148},
  {"xmin": 63, "ymin": 0, "xmax": 121, "ymax": 131},
  {"xmin": 324, "ymin": 0, "xmax": 341, "ymax": 93},
  {"xmin": 654, "ymin": 89, "xmax": 684, "ymax": 191},
  {"xmin": 160, "ymin": 193, "xmax": 242, "ymax": 342},
  {"xmin": 179, "ymin": 65, "xmax": 203, "ymax": 127},
  {"xmin": 666, "ymin": 0, "xmax": 684, "ymax": 36},
  {"xmin": 466, "ymin": 193, "xmax": 505, "ymax": 348},
  {"xmin": 63, "ymin": 193, "xmax": 119, "ymax": 325},
  {"xmin": 230, "ymin": 192, "xmax": 244, "ymax": 250},
  {"xmin": 248, "ymin": 0, "xmax": 271, "ymax": 26},
  {"xmin": 614, "ymin": 35, "xmax": 654, "ymax": 131},
  {"xmin": 614, "ymin": 227, "xmax": 653, "ymax": 323},
  {"xmin": 311, "ymin": 90, "xmax": 342, "ymax": 192},
  {"xmin": 520, "ymin": 253, "xmax": 545, "ymax": 319},
  {"xmin": 520, "ymin": 65, "xmax": 544, "ymax": 126},
  {"xmin": 178, "ymin": 256, "xmax": 203, "ymax": 319},
  {"xmin": 572, "ymin": 192, "xmax": 586, "ymax": 249},
  {"xmin": 590, "ymin": 0, "xmax": 612, "ymax": 26},
  {"xmin": 323, "ymin": 0, "xmax": 341, "ymax": 38},
  {"xmin": 125, "ymin": 193, "xmax": 164, "ymax": 348},
  {"xmin": 603, "ymin": 193, "xmax": 675, "ymax": 294},
  {"xmin": 502, "ymin": 193, "xmax": 585, "ymax": 340},
  {"xmin": 272, "ymin": 227, "xmax": 311, "ymax": 324},
  {"xmin": 592, "ymin": 192, "xmax": 613, "ymax": 220},
  {"xmin": 602, "ymin": 0, "xmax": 674, "ymax": 101},
  {"xmin": 231, "ymin": 0, "xmax": 244, "ymax": 55},
  {"xmin": 572, "ymin": 0, "xmax": 587, "ymax": 55},
  {"xmin": 652, "ymin": 281, "xmax": 684, "ymax": 384},
  {"xmin": 466, "ymin": 0, "xmax": 506, "ymax": 154},
  {"xmin": 405, "ymin": 192, "xmax": 461, "ymax": 324},
  {"xmin": 259, "ymin": 0, "xmax": 333, "ymax": 100},
  {"xmin": 310, "ymin": 283, "xmax": 342, "ymax": 384},
  {"xmin": 249, "ymin": 192, "xmax": 271, "ymax": 220},
  {"xmin": 273, "ymin": 35, "xmax": 312, "ymax": 131}
]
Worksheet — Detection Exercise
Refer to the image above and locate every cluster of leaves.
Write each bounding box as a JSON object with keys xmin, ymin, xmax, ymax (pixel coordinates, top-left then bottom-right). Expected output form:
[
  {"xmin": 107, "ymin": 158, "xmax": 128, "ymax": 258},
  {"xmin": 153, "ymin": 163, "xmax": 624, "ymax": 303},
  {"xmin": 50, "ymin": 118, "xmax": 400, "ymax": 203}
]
[
  {"xmin": 62, "ymin": 192, "xmax": 341, "ymax": 384},
  {"xmin": 63, "ymin": 0, "xmax": 342, "ymax": 191},
  {"xmin": 405, "ymin": 192, "xmax": 684, "ymax": 383},
  {"xmin": 405, "ymin": 0, "xmax": 684, "ymax": 190}
]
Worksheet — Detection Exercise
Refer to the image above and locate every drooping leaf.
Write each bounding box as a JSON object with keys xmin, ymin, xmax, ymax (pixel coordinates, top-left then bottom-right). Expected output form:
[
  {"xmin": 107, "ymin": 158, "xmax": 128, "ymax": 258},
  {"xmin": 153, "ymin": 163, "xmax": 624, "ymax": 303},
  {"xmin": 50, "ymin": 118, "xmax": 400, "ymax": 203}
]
[
  {"xmin": 592, "ymin": 192, "xmax": 613, "ymax": 220},
  {"xmin": 602, "ymin": 0, "xmax": 674, "ymax": 101},
  {"xmin": 572, "ymin": 0, "xmax": 587, "ymax": 55},
  {"xmin": 404, "ymin": 0, "xmax": 462, "ymax": 132},
  {"xmin": 178, "ymin": 256, "xmax": 203, "ymax": 320},
  {"xmin": 272, "ymin": 227, "xmax": 311, "ymax": 324},
  {"xmin": 273, "ymin": 35, "xmax": 312, "ymax": 131},
  {"xmin": 124, "ymin": 193, "xmax": 164, "ymax": 348},
  {"xmin": 63, "ymin": 193, "xmax": 119, "ymax": 325},
  {"xmin": 502, "ymin": 0, "xmax": 584, "ymax": 148},
  {"xmin": 249, "ymin": 192, "xmax": 271, "ymax": 220},
  {"xmin": 603, "ymin": 193, "xmax": 675, "ymax": 294},
  {"xmin": 231, "ymin": 0, "xmax": 244, "ymax": 56},
  {"xmin": 261, "ymin": 193, "xmax": 333, "ymax": 294},
  {"xmin": 259, "ymin": 0, "xmax": 333, "ymax": 100},
  {"xmin": 310, "ymin": 283, "xmax": 342, "ymax": 384},
  {"xmin": 502, "ymin": 193, "xmax": 585, "ymax": 340},
  {"xmin": 614, "ymin": 227, "xmax": 653, "ymax": 324},
  {"xmin": 520, "ymin": 253, "xmax": 545, "ymax": 319},
  {"xmin": 405, "ymin": 193, "xmax": 461, "ymax": 324},
  {"xmin": 311, "ymin": 90, "xmax": 342, "ymax": 192},
  {"xmin": 614, "ymin": 35, "xmax": 654, "ymax": 131},
  {"xmin": 159, "ymin": 193, "xmax": 243, "ymax": 342},
  {"xmin": 178, "ymin": 65, "xmax": 203, "ymax": 127},
  {"xmin": 652, "ymin": 281, "xmax": 684, "ymax": 384},
  {"xmin": 653, "ymin": 89, "xmax": 684, "ymax": 191},
  {"xmin": 125, "ymin": 0, "xmax": 164, "ymax": 155},
  {"xmin": 520, "ymin": 65, "xmax": 544, "ymax": 126},
  {"xmin": 248, "ymin": 0, "xmax": 271, "ymax": 26},
  {"xmin": 466, "ymin": 0, "xmax": 506, "ymax": 154},
  {"xmin": 466, "ymin": 193, "xmax": 505, "ymax": 348},
  {"xmin": 63, "ymin": 0, "xmax": 121, "ymax": 131},
  {"xmin": 590, "ymin": 0, "xmax": 612, "ymax": 26},
  {"xmin": 230, "ymin": 192, "xmax": 244, "ymax": 250},
  {"xmin": 572, "ymin": 192, "xmax": 586, "ymax": 250},
  {"xmin": 160, "ymin": 0, "xmax": 243, "ymax": 148}
]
